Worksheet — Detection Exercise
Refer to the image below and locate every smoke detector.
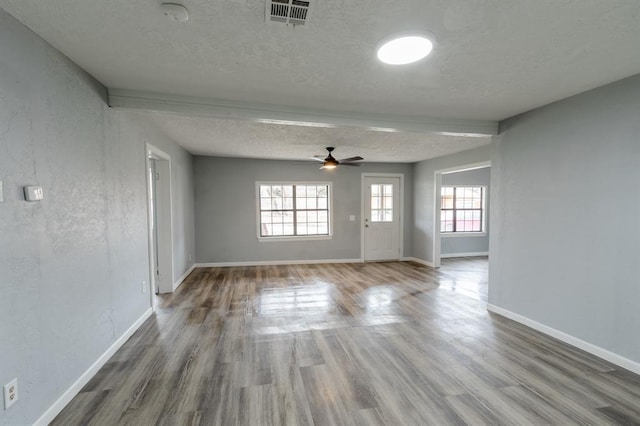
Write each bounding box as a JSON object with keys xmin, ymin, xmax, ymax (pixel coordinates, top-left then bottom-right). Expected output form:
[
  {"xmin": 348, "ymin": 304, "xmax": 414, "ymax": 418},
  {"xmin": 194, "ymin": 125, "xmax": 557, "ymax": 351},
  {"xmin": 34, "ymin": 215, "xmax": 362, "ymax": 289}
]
[
  {"xmin": 160, "ymin": 3, "xmax": 189, "ymax": 22},
  {"xmin": 266, "ymin": 0, "xmax": 310, "ymax": 26}
]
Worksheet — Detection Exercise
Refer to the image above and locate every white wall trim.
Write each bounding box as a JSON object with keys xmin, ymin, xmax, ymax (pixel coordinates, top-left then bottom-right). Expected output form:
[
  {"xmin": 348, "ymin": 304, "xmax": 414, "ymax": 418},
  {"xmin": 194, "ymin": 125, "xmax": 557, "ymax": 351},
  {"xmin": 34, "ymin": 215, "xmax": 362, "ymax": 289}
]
[
  {"xmin": 487, "ymin": 304, "xmax": 640, "ymax": 376},
  {"xmin": 402, "ymin": 257, "xmax": 434, "ymax": 268},
  {"xmin": 438, "ymin": 161, "xmax": 492, "ymax": 175},
  {"xmin": 195, "ymin": 258, "xmax": 435, "ymax": 268},
  {"xmin": 33, "ymin": 308, "xmax": 153, "ymax": 426},
  {"xmin": 194, "ymin": 258, "xmax": 363, "ymax": 267},
  {"xmin": 441, "ymin": 232, "xmax": 487, "ymax": 238},
  {"xmin": 173, "ymin": 264, "xmax": 196, "ymax": 291},
  {"xmin": 441, "ymin": 252, "xmax": 489, "ymax": 258},
  {"xmin": 146, "ymin": 143, "xmax": 175, "ymax": 295}
]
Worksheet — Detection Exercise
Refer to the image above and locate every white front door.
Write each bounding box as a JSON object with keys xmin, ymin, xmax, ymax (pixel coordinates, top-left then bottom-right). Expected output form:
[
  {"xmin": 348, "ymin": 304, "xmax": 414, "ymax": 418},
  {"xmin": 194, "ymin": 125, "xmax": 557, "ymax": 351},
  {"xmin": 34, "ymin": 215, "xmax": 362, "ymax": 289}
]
[{"xmin": 363, "ymin": 176, "xmax": 401, "ymax": 261}]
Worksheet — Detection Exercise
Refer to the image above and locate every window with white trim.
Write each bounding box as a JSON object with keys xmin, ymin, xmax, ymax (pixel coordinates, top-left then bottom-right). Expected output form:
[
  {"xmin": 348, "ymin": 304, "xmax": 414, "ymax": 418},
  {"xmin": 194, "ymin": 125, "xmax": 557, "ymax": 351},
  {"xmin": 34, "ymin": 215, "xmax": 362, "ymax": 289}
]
[
  {"xmin": 258, "ymin": 183, "xmax": 331, "ymax": 238},
  {"xmin": 441, "ymin": 186, "xmax": 485, "ymax": 233}
]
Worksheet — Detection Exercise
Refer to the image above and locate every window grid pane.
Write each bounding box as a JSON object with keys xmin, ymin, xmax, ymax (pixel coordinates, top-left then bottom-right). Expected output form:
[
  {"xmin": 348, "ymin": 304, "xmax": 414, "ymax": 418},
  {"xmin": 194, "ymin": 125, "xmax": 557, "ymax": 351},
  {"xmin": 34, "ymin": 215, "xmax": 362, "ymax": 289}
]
[
  {"xmin": 440, "ymin": 186, "xmax": 484, "ymax": 233},
  {"xmin": 371, "ymin": 184, "xmax": 393, "ymax": 222},
  {"xmin": 259, "ymin": 184, "xmax": 330, "ymax": 237}
]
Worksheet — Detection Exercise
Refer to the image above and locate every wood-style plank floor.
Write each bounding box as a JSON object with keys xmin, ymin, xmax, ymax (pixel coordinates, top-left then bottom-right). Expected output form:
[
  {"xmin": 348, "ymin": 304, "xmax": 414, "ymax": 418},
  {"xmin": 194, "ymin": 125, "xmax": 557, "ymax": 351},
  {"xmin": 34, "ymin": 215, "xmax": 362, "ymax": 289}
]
[{"xmin": 53, "ymin": 257, "xmax": 640, "ymax": 425}]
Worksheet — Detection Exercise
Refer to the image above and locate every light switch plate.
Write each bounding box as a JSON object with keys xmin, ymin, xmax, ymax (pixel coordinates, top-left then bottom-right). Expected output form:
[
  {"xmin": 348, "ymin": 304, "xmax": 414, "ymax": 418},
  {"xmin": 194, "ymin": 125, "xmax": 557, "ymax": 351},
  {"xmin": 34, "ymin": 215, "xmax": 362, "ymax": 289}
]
[
  {"xmin": 349, "ymin": 215, "xmax": 356, "ymax": 221},
  {"xmin": 24, "ymin": 186, "xmax": 44, "ymax": 201}
]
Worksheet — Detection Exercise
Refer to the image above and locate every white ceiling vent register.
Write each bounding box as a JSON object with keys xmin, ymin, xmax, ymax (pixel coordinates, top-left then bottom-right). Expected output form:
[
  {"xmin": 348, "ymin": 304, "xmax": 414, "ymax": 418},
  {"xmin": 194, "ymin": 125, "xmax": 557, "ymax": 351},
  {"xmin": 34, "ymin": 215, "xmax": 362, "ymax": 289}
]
[{"xmin": 266, "ymin": 0, "xmax": 311, "ymax": 26}]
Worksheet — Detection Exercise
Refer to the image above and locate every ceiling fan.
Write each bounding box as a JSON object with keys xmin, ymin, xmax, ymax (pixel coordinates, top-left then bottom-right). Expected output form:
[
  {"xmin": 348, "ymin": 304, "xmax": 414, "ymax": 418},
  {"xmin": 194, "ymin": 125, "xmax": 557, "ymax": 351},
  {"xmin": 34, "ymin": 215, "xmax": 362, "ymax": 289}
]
[{"xmin": 311, "ymin": 147, "xmax": 364, "ymax": 170}]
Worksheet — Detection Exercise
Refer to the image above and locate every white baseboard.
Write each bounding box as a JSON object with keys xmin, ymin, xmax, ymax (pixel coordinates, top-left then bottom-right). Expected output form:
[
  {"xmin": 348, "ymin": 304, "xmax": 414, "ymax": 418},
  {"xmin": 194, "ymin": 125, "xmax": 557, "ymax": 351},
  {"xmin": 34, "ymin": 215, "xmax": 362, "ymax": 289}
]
[
  {"xmin": 194, "ymin": 258, "xmax": 437, "ymax": 268},
  {"xmin": 33, "ymin": 308, "xmax": 153, "ymax": 426},
  {"xmin": 440, "ymin": 252, "xmax": 489, "ymax": 258},
  {"xmin": 487, "ymin": 304, "xmax": 640, "ymax": 376},
  {"xmin": 402, "ymin": 257, "xmax": 434, "ymax": 267},
  {"xmin": 194, "ymin": 258, "xmax": 363, "ymax": 267},
  {"xmin": 173, "ymin": 264, "xmax": 196, "ymax": 291}
]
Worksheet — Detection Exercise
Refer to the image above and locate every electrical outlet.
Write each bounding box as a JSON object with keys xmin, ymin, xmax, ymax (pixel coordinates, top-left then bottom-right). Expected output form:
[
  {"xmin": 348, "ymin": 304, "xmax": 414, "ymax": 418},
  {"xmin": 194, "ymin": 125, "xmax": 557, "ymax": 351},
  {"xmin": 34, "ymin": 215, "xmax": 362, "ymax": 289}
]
[
  {"xmin": 4, "ymin": 378, "xmax": 18, "ymax": 410},
  {"xmin": 141, "ymin": 280, "xmax": 147, "ymax": 294}
]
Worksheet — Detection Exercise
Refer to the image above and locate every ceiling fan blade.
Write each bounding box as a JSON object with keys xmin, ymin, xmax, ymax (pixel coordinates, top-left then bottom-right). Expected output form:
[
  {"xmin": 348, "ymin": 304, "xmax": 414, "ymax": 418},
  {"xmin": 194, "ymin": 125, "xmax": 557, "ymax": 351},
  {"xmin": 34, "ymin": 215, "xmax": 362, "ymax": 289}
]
[
  {"xmin": 309, "ymin": 157, "xmax": 325, "ymax": 162},
  {"xmin": 340, "ymin": 162, "xmax": 361, "ymax": 167},
  {"xmin": 339, "ymin": 156, "xmax": 364, "ymax": 162}
]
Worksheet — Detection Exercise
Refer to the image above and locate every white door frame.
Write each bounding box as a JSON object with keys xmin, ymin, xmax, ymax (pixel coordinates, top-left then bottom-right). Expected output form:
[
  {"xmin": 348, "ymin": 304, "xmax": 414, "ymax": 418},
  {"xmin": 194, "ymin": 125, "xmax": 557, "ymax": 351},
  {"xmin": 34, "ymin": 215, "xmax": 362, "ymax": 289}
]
[
  {"xmin": 433, "ymin": 161, "xmax": 490, "ymax": 268},
  {"xmin": 146, "ymin": 143, "xmax": 174, "ymax": 298},
  {"xmin": 361, "ymin": 173, "xmax": 404, "ymax": 262}
]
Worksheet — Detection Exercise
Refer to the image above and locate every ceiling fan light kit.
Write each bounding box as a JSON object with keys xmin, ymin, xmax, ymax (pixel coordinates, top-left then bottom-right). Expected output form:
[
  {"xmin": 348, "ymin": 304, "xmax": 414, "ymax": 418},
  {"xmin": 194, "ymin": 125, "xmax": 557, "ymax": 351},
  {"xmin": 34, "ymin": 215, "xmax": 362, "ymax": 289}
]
[{"xmin": 311, "ymin": 147, "xmax": 363, "ymax": 170}]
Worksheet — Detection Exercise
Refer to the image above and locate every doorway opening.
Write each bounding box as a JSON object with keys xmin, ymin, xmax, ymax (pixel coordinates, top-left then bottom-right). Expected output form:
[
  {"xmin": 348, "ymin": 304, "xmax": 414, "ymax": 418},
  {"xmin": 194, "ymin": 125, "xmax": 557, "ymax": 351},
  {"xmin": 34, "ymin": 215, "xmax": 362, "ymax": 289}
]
[
  {"xmin": 433, "ymin": 161, "xmax": 490, "ymax": 268},
  {"xmin": 146, "ymin": 144, "xmax": 174, "ymax": 305}
]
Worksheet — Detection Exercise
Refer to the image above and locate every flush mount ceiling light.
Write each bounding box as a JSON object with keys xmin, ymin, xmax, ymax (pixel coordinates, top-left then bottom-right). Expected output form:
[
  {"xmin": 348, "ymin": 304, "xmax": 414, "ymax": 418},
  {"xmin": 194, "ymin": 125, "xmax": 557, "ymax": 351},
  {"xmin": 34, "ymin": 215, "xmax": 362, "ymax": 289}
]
[{"xmin": 377, "ymin": 35, "xmax": 433, "ymax": 65}]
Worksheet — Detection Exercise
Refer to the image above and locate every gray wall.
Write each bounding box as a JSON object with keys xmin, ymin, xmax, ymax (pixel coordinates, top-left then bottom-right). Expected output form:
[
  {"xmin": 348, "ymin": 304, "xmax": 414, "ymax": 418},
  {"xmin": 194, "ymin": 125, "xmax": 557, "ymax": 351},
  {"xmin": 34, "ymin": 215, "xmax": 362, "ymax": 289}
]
[
  {"xmin": 412, "ymin": 145, "xmax": 491, "ymax": 264},
  {"xmin": 490, "ymin": 74, "xmax": 640, "ymax": 364},
  {"xmin": 194, "ymin": 156, "xmax": 413, "ymax": 263},
  {"xmin": 441, "ymin": 167, "xmax": 490, "ymax": 256},
  {"xmin": 0, "ymin": 10, "xmax": 194, "ymax": 425}
]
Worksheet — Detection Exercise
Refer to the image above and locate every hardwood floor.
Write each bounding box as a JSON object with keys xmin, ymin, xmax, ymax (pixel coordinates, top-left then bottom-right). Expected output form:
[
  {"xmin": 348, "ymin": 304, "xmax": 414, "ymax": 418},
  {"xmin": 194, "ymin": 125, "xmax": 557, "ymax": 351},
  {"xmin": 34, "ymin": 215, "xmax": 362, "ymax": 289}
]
[
  {"xmin": 53, "ymin": 259, "xmax": 640, "ymax": 425},
  {"xmin": 437, "ymin": 256, "xmax": 488, "ymax": 303}
]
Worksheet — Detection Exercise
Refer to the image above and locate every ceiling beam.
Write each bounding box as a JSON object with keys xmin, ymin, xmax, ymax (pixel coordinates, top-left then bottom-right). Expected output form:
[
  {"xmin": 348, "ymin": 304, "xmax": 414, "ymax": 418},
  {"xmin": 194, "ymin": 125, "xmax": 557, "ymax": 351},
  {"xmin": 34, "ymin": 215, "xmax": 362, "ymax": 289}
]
[{"xmin": 108, "ymin": 89, "xmax": 498, "ymax": 136}]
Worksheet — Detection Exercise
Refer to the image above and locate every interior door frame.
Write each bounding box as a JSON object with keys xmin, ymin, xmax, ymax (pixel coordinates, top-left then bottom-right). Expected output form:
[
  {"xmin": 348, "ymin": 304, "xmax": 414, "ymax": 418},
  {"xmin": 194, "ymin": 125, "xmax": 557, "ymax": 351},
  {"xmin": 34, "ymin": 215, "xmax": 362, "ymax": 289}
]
[
  {"xmin": 360, "ymin": 173, "xmax": 404, "ymax": 262},
  {"xmin": 433, "ymin": 161, "xmax": 490, "ymax": 268},
  {"xmin": 146, "ymin": 143, "xmax": 174, "ymax": 299}
]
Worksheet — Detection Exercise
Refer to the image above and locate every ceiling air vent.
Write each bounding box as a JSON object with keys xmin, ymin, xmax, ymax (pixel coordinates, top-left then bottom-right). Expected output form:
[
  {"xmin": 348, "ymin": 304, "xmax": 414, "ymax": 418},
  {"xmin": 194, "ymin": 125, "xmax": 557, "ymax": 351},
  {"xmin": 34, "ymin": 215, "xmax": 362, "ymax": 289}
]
[{"xmin": 266, "ymin": 0, "xmax": 310, "ymax": 26}]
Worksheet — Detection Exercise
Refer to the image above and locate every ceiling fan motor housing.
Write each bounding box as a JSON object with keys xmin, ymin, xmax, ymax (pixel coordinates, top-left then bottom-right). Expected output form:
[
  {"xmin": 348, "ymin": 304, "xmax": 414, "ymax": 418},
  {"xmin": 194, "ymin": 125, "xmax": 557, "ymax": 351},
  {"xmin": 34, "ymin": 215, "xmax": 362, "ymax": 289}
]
[{"xmin": 324, "ymin": 147, "xmax": 338, "ymax": 166}]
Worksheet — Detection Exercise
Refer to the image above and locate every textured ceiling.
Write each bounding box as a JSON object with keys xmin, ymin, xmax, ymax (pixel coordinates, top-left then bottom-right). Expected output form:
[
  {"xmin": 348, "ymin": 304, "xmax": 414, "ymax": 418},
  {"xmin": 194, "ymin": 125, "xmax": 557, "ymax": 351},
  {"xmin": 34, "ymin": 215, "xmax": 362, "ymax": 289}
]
[
  {"xmin": 2, "ymin": 0, "xmax": 639, "ymax": 161},
  {"xmin": 138, "ymin": 111, "xmax": 491, "ymax": 162}
]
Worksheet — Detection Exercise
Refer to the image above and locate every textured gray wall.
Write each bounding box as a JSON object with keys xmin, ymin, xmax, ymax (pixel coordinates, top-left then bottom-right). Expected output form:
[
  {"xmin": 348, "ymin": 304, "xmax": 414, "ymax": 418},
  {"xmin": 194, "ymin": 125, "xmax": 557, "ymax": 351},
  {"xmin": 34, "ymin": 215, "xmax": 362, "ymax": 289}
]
[
  {"xmin": 0, "ymin": 10, "xmax": 193, "ymax": 425},
  {"xmin": 490, "ymin": 74, "xmax": 640, "ymax": 364},
  {"xmin": 194, "ymin": 156, "xmax": 413, "ymax": 263},
  {"xmin": 441, "ymin": 167, "xmax": 490, "ymax": 255},
  {"xmin": 412, "ymin": 146, "xmax": 491, "ymax": 264}
]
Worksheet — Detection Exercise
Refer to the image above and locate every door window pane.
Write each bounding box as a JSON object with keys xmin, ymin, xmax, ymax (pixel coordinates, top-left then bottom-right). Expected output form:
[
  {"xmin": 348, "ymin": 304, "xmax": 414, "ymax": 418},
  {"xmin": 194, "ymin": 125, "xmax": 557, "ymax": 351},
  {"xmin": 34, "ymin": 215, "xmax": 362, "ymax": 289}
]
[{"xmin": 371, "ymin": 184, "xmax": 393, "ymax": 223}]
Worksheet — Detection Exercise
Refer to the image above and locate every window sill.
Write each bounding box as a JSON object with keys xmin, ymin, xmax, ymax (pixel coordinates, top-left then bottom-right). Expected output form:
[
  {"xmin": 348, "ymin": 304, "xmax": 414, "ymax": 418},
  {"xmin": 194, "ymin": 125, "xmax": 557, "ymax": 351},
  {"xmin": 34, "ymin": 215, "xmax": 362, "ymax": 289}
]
[
  {"xmin": 257, "ymin": 235, "xmax": 333, "ymax": 243},
  {"xmin": 441, "ymin": 232, "xmax": 486, "ymax": 238}
]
